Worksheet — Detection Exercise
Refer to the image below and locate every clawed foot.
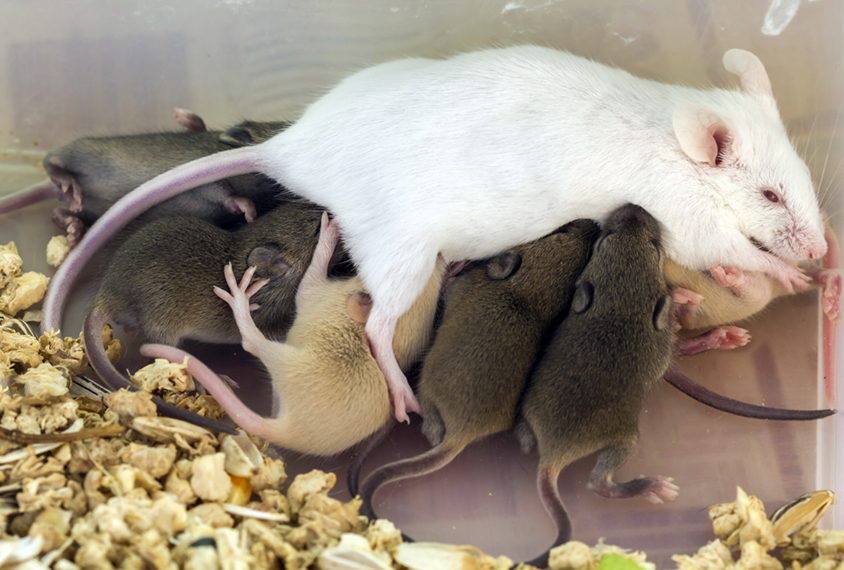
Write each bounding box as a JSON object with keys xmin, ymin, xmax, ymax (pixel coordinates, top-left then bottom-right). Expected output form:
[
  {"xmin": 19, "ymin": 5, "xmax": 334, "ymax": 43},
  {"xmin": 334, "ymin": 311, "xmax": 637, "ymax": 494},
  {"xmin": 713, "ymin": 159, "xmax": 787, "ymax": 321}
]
[
  {"xmin": 675, "ymin": 326, "xmax": 751, "ymax": 356},
  {"xmin": 816, "ymin": 269, "xmax": 841, "ymax": 325},
  {"xmin": 214, "ymin": 264, "xmax": 268, "ymax": 315},
  {"xmin": 173, "ymin": 107, "xmax": 207, "ymax": 132},
  {"xmin": 52, "ymin": 208, "xmax": 85, "ymax": 246},
  {"xmin": 710, "ymin": 265, "xmax": 744, "ymax": 288},
  {"xmin": 764, "ymin": 259, "xmax": 810, "ymax": 294},
  {"xmin": 642, "ymin": 476, "xmax": 680, "ymax": 505},
  {"xmin": 389, "ymin": 381, "xmax": 421, "ymax": 424},
  {"xmin": 671, "ymin": 287, "xmax": 703, "ymax": 306},
  {"xmin": 223, "ymin": 196, "xmax": 257, "ymax": 223},
  {"xmin": 218, "ymin": 373, "xmax": 240, "ymax": 390}
]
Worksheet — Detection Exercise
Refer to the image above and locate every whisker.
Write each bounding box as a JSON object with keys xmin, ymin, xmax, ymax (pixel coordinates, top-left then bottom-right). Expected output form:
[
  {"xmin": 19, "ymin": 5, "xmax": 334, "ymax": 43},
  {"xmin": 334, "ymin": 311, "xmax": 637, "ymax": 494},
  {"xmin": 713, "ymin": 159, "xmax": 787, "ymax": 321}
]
[{"xmin": 817, "ymin": 105, "xmax": 842, "ymax": 197}]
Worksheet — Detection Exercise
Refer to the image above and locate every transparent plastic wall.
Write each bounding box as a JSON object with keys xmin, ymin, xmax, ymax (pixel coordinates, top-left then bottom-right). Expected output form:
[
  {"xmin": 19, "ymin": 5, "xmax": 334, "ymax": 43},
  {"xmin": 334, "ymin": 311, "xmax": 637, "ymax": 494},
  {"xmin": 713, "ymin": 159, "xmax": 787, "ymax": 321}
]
[{"xmin": 0, "ymin": 1, "xmax": 842, "ymax": 567}]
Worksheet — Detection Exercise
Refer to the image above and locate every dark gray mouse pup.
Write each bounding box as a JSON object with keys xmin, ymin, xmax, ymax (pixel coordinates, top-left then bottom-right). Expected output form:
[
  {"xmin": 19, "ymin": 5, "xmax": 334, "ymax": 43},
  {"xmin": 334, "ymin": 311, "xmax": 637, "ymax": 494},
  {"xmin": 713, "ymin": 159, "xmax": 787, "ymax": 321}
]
[
  {"xmin": 516, "ymin": 204, "xmax": 677, "ymax": 568},
  {"xmin": 356, "ymin": 219, "xmax": 598, "ymax": 517},
  {"xmin": 0, "ymin": 112, "xmax": 288, "ymax": 245},
  {"xmin": 82, "ymin": 201, "xmax": 324, "ymax": 427}
]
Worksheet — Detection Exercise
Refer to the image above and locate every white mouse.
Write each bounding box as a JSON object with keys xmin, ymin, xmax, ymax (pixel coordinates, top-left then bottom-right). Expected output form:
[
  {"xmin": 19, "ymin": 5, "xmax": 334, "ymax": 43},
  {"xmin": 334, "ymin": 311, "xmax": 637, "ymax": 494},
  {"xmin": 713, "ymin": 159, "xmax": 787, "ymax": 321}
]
[{"xmin": 43, "ymin": 46, "xmax": 827, "ymax": 423}]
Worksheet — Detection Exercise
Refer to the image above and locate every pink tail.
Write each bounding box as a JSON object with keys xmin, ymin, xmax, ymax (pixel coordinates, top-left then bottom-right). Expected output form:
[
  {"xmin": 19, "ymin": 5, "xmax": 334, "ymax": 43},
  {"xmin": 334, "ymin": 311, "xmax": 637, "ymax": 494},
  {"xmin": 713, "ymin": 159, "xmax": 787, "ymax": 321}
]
[
  {"xmin": 0, "ymin": 179, "xmax": 56, "ymax": 215},
  {"xmin": 824, "ymin": 222, "xmax": 840, "ymax": 406},
  {"xmin": 140, "ymin": 343, "xmax": 270, "ymax": 438},
  {"xmin": 41, "ymin": 146, "xmax": 262, "ymax": 334}
]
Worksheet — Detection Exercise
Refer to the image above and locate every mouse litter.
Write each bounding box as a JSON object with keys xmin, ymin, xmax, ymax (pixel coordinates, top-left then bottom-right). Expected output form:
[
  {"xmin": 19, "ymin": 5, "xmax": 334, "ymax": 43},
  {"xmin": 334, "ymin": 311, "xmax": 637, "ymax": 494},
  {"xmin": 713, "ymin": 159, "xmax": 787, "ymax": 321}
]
[{"xmin": 0, "ymin": 318, "xmax": 838, "ymax": 570}]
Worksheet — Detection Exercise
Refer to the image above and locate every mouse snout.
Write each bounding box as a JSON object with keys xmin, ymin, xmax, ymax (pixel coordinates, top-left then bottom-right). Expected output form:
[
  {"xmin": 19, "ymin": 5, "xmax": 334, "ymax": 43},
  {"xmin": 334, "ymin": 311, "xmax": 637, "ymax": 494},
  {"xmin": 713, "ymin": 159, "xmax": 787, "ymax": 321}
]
[
  {"xmin": 554, "ymin": 218, "xmax": 600, "ymax": 238},
  {"xmin": 604, "ymin": 204, "xmax": 662, "ymax": 242}
]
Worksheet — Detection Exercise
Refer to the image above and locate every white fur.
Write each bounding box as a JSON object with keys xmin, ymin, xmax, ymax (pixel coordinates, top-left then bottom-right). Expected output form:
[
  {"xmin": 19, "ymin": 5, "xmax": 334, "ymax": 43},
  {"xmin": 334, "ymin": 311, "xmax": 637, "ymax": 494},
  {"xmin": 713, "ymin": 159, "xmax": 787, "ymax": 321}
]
[{"xmin": 258, "ymin": 45, "xmax": 824, "ymax": 309}]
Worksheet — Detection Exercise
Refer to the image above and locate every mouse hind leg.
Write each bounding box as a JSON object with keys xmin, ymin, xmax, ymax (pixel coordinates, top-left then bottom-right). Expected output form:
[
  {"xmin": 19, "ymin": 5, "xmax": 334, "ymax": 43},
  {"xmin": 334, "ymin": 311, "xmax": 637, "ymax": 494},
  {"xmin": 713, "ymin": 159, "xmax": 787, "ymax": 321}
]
[
  {"xmin": 586, "ymin": 437, "xmax": 679, "ymax": 504},
  {"xmin": 359, "ymin": 250, "xmax": 440, "ymax": 423}
]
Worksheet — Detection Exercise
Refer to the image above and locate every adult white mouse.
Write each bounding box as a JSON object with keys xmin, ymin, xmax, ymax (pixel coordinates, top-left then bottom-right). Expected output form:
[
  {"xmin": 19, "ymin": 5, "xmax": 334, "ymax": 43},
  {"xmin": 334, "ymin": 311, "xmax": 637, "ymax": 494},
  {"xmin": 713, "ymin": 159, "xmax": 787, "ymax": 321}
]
[{"xmin": 43, "ymin": 46, "xmax": 827, "ymax": 423}]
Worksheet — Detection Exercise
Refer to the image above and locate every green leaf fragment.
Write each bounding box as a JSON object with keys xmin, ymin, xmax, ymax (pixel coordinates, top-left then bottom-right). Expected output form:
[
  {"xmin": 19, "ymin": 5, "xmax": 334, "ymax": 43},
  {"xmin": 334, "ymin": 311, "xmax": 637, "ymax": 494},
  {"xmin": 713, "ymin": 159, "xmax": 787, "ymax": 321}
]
[{"xmin": 596, "ymin": 553, "xmax": 644, "ymax": 570}]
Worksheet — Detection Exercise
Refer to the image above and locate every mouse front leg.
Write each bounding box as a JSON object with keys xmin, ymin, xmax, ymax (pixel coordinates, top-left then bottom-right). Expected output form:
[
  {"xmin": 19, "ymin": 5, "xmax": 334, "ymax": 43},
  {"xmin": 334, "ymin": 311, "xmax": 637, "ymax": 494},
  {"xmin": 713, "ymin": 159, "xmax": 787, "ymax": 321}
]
[
  {"xmin": 587, "ymin": 439, "xmax": 679, "ymax": 504},
  {"xmin": 295, "ymin": 212, "xmax": 339, "ymax": 309},
  {"xmin": 52, "ymin": 208, "xmax": 86, "ymax": 247},
  {"xmin": 213, "ymin": 264, "xmax": 272, "ymax": 356}
]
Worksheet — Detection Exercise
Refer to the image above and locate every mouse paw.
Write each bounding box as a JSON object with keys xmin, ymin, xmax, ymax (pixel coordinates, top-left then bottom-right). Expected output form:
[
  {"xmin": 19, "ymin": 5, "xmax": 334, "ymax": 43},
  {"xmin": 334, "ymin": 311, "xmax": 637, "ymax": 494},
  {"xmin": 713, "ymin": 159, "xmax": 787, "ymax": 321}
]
[
  {"xmin": 223, "ymin": 196, "xmax": 257, "ymax": 223},
  {"xmin": 816, "ymin": 269, "xmax": 842, "ymax": 325},
  {"xmin": 173, "ymin": 107, "xmax": 207, "ymax": 132},
  {"xmin": 674, "ymin": 326, "xmax": 751, "ymax": 356},
  {"xmin": 218, "ymin": 373, "xmax": 240, "ymax": 391},
  {"xmin": 671, "ymin": 287, "xmax": 704, "ymax": 306},
  {"xmin": 766, "ymin": 259, "xmax": 810, "ymax": 294},
  {"xmin": 642, "ymin": 477, "xmax": 680, "ymax": 505},
  {"xmin": 710, "ymin": 265, "xmax": 745, "ymax": 288},
  {"xmin": 390, "ymin": 385, "xmax": 421, "ymax": 424}
]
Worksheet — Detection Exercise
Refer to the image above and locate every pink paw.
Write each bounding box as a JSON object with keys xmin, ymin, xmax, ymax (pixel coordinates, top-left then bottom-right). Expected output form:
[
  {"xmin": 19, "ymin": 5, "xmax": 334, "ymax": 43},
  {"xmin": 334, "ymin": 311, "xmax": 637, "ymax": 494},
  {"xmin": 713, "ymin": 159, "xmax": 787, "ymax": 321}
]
[
  {"xmin": 391, "ymin": 384, "xmax": 421, "ymax": 424},
  {"xmin": 817, "ymin": 269, "xmax": 841, "ymax": 325},
  {"xmin": 173, "ymin": 107, "xmax": 207, "ymax": 132},
  {"xmin": 675, "ymin": 326, "xmax": 751, "ymax": 356},
  {"xmin": 218, "ymin": 373, "xmax": 240, "ymax": 390},
  {"xmin": 224, "ymin": 196, "xmax": 257, "ymax": 223},
  {"xmin": 671, "ymin": 287, "xmax": 703, "ymax": 306},
  {"xmin": 643, "ymin": 477, "xmax": 679, "ymax": 505},
  {"xmin": 768, "ymin": 261, "xmax": 810, "ymax": 294},
  {"xmin": 214, "ymin": 263, "xmax": 268, "ymax": 313},
  {"xmin": 710, "ymin": 265, "xmax": 744, "ymax": 288}
]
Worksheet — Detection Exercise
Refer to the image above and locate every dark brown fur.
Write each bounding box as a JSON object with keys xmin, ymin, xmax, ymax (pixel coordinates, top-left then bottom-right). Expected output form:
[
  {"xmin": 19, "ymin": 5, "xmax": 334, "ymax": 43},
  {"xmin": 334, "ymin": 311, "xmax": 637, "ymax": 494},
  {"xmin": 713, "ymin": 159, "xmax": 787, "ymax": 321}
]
[
  {"xmin": 516, "ymin": 204, "xmax": 676, "ymax": 567},
  {"xmin": 356, "ymin": 219, "xmax": 599, "ymax": 518}
]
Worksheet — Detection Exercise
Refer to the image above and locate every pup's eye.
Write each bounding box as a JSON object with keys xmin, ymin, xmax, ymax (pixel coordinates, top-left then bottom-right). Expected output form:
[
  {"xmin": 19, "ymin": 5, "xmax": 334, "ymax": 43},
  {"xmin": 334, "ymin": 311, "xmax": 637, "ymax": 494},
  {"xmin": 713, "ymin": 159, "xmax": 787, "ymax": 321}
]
[{"xmin": 763, "ymin": 188, "xmax": 779, "ymax": 203}]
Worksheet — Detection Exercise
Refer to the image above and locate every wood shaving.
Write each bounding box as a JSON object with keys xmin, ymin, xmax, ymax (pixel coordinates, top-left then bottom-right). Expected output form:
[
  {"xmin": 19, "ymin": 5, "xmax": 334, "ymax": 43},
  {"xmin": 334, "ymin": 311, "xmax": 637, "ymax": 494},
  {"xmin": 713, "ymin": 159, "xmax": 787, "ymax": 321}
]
[
  {"xmin": 0, "ymin": 243, "xmax": 22, "ymax": 291},
  {"xmin": 0, "ymin": 272, "xmax": 49, "ymax": 318},
  {"xmin": 46, "ymin": 236, "xmax": 71, "ymax": 268}
]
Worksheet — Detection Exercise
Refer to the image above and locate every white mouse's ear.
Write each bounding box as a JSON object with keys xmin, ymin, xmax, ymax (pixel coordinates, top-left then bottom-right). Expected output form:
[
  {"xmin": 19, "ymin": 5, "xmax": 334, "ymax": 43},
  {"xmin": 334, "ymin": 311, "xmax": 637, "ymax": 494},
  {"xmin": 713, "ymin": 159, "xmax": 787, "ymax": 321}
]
[
  {"xmin": 723, "ymin": 49, "xmax": 779, "ymax": 120},
  {"xmin": 672, "ymin": 103, "xmax": 732, "ymax": 167}
]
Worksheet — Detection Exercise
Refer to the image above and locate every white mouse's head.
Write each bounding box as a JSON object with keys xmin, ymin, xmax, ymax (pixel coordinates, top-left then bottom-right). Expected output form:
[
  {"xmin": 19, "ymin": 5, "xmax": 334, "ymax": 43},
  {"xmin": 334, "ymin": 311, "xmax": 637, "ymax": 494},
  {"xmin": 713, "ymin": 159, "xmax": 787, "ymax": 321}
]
[{"xmin": 672, "ymin": 49, "xmax": 826, "ymax": 262}]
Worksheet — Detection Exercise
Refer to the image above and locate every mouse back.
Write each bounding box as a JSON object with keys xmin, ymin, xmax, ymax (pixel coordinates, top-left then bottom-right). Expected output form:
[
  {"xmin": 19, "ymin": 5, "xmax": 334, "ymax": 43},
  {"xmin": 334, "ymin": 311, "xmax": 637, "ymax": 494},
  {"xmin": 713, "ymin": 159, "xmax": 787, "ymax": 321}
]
[
  {"xmin": 419, "ymin": 218, "xmax": 599, "ymax": 447},
  {"xmin": 519, "ymin": 204, "xmax": 674, "ymax": 460},
  {"xmin": 93, "ymin": 215, "xmax": 242, "ymax": 346}
]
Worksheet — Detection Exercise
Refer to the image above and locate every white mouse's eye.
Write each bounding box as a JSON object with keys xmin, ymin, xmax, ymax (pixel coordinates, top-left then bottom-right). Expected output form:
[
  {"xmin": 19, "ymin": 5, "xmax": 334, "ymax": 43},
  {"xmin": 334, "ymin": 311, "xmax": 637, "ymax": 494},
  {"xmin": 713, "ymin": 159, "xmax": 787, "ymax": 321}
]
[{"xmin": 762, "ymin": 188, "xmax": 780, "ymax": 203}]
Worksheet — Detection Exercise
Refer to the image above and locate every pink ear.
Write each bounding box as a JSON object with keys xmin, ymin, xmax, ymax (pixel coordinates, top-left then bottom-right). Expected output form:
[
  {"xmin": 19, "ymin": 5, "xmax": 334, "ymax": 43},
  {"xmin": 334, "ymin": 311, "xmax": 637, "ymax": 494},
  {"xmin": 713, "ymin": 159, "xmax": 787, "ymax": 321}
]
[
  {"xmin": 723, "ymin": 49, "xmax": 779, "ymax": 120},
  {"xmin": 672, "ymin": 103, "xmax": 732, "ymax": 167},
  {"xmin": 723, "ymin": 50, "xmax": 773, "ymax": 98}
]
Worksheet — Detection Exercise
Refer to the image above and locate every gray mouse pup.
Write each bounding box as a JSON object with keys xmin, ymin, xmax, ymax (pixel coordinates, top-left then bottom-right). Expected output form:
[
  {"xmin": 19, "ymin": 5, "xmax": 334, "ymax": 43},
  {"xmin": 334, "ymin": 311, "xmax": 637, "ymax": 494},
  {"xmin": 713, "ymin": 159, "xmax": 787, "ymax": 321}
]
[
  {"xmin": 356, "ymin": 219, "xmax": 598, "ymax": 513},
  {"xmin": 516, "ymin": 204, "xmax": 677, "ymax": 567},
  {"xmin": 0, "ymin": 110, "xmax": 287, "ymax": 245},
  {"xmin": 82, "ymin": 201, "xmax": 323, "ymax": 410}
]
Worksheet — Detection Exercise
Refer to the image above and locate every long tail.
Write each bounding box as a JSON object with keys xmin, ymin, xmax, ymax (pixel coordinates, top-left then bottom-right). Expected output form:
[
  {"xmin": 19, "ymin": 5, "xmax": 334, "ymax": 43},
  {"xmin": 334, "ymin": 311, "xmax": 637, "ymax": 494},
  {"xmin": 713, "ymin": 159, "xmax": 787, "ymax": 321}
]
[
  {"xmin": 84, "ymin": 314, "xmax": 236, "ymax": 433},
  {"xmin": 358, "ymin": 440, "xmax": 465, "ymax": 527},
  {"xmin": 83, "ymin": 308, "xmax": 135, "ymax": 391},
  {"xmin": 346, "ymin": 419, "xmax": 396, "ymax": 498},
  {"xmin": 664, "ymin": 363, "xmax": 836, "ymax": 420},
  {"xmin": 523, "ymin": 462, "xmax": 571, "ymax": 569},
  {"xmin": 823, "ymin": 218, "xmax": 839, "ymax": 406},
  {"xmin": 41, "ymin": 146, "xmax": 262, "ymax": 334},
  {"xmin": 141, "ymin": 343, "xmax": 267, "ymax": 437},
  {"xmin": 0, "ymin": 179, "xmax": 56, "ymax": 215}
]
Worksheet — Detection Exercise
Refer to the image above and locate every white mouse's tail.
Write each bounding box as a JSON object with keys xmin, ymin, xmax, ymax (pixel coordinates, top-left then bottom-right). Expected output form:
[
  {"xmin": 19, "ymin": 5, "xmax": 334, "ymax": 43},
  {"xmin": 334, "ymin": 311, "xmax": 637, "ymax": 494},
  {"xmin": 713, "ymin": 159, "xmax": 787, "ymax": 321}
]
[{"xmin": 41, "ymin": 146, "xmax": 263, "ymax": 334}]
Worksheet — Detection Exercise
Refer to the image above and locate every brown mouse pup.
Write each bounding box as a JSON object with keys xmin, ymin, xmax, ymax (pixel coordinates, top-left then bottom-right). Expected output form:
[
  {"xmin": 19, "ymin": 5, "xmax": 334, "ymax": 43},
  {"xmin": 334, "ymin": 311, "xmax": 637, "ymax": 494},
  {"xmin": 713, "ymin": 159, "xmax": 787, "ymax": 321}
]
[
  {"xmin": 141, "ymin": 213, "xmax": 446, "ymax": 456},
  {"xmin": 516, "ymin": 204, "xmax": 677, "ymax": 568},
  {"xmin": 82, "ymin": 202, "xmax": 323, "ymax": 412},
  {"xmin": 356, "ymin": 219, "xmax": 598, "ymax": 515},
  {"xmin": 0, "ymin": 111, "xmax": 287, "ymax": 245}
]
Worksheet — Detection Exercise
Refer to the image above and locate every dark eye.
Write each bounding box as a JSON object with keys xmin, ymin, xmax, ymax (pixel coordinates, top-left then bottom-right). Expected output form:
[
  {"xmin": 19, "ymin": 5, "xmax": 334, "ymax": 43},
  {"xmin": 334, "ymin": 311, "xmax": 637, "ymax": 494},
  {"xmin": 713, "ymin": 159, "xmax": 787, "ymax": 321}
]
[{"xmin": 763, "ymin": 188, "xmax": 779, "ymax": 203}]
